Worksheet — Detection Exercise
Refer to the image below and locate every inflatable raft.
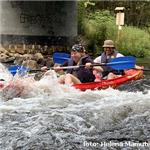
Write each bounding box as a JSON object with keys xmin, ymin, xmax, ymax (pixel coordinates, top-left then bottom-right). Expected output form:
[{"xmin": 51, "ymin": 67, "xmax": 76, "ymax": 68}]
[{"xmin": 73, "ymin": 69, "xmax": 143, "ymax": 91}]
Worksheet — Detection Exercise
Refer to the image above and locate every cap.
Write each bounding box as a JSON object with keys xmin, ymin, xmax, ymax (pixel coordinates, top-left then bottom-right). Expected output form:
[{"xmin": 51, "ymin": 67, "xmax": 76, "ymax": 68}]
[{"xmin": 71, "ymin": 44, "xmax": 85, "ymax": 52}]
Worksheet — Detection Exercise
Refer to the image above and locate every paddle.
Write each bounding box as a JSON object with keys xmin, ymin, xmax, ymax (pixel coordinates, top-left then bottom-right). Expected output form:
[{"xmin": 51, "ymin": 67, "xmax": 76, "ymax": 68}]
[
  {"xmin": 29, "ymin": 56, "xmax": 136, "ymax": 72},
  {"xmin": 144, "ymin": 69, "xmax": 150, "ymax": 71},
  {"xmin": 106, "ymin": 56, "xmax": 136, "ymax": 70},
  {"xmin": 8, "ymin": 65, "xmax": 29, "ymax": 75},
  {"xmin": 53, "ymin": 52, "xmax": 70, "ymax": 64},
  {"xmin": 7, "ymin": 52, "xmax": 70, "ymax": 75},
  {"xmin": 136, "ymin": 68, "xmax": 150, "ymax": 71}
]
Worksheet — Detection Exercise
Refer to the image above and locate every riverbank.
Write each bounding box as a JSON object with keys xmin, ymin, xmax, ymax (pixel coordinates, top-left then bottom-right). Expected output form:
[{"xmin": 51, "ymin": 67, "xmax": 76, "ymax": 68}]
[
  {"xmin": 137, "ymin": 58, "xmax": 150, "ymax": 67},
  {"xmin": 137, "ymin": 58, "xmax": 150, "ymax": 78}
]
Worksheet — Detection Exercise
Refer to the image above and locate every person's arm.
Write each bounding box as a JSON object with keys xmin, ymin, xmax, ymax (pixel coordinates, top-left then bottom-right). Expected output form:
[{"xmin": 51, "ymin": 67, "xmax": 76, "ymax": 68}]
[
  {"xmin": 135, "ymin": 65, "xmax": 144, "ymax": 70},
  {"xmin": 93, "ymin": 56, "xmax": 103, "ymax": 72},
  {"xmin": 116, "ymin": 53, "xmax": 124, "ymax": 57},
  {"xmin": 54, "ymin": 61, "xmax": 68, "ymax": 72},
  {"xmin": 94, "ymin": 56, "xmax": 101, "ymax": 63},
  {"xmin": 85, "ymin": 56, "xmax": 103, "ymax": 72}
]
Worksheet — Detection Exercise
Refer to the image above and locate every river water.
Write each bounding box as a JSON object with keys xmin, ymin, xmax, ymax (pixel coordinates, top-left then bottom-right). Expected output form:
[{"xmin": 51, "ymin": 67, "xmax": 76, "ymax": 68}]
[{"xmin": 0, "ymin": 63, "xmax": 150, "ymax": 150}]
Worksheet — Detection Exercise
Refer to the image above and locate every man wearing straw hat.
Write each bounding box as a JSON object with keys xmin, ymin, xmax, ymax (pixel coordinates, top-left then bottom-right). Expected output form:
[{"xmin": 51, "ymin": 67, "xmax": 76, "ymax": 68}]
[
  {"xmin": 93, "ymin": 40, "xmax": 124, "ymax": 81},
  {"xmin": 93, "ymin": 40, "xmax": 143, "ymax": 81}
]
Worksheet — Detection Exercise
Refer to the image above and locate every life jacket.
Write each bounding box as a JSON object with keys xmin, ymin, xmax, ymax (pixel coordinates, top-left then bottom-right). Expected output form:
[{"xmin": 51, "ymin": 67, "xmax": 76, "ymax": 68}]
[
  {"xmin": 100, "ymin": 50, "xmax": 124, "ymax": 77},
  {"xmin": 66, "ymin": 55, "xmax": 95, "ymax": 83},
  {"xmin": 101, "ymin": 50, "xmax": 118, "ymax": 63}
]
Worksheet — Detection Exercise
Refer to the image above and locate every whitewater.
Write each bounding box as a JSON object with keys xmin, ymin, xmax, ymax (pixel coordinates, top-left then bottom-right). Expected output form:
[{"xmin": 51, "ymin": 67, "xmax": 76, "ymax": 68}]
[{"xmin": 0, "ymin": 64, "xmax": 150, "ymax": 150}]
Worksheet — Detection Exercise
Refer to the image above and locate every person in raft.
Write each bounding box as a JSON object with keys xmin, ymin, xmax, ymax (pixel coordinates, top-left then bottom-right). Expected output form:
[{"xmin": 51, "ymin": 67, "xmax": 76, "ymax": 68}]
[
  {"xmin": 92, "ymin": 40, "xmax": 144, "ymax": 81},
  {"xmin": 42, "ymin": 44, "xmax": 95, "ymax": 85}
]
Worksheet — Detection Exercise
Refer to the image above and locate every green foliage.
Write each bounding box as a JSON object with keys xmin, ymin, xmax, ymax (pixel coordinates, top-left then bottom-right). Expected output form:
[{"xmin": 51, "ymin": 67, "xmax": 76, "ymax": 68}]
[
  {"xmin": 116, "ymin": 26, "xmax": 150, "ymax": 58},
  {"xmin": 77, "ymin": 1, "xmax": 87, "ymax": 34},
  {"xmin": 78, "ymin": 9, "xmax": 150, "ymax": 58},
  {"xmin": 84, "ymin": 0, "xmax": 95, "ymax": 8},
  {"xmin": 81, "ymin": 10, "xmax": 117, "ymax": 56}
]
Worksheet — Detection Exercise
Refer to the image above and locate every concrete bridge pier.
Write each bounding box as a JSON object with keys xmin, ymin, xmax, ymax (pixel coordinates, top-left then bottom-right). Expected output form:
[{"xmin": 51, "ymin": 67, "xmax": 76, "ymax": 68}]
[{"xmin": 0, "ymin": 1, "xmax": 77, "ymax": 52}]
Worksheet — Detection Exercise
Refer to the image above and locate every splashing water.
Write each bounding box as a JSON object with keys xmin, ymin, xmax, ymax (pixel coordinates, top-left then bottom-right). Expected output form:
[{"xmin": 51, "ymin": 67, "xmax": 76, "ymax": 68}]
[
  {"xmin": 0, "ymin": 65, "xmax": 150, "ymax": 149},
  {"xmin": 0, "ymin": 63, "xmax": 13, "ymax": 81}
]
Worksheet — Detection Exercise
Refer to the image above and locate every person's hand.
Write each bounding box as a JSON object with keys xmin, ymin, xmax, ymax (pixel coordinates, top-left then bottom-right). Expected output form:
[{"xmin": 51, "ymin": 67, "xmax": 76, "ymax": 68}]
[
  {"xmin": 135, "ymin": 65, "xmax": 144, "ymax": 70},
  {"xmin": 53, "ymin": 66, "xmax": 65, "ymax": 74},
  {"xmin": 93, "ymin": 66, "xmax": 104, "ymax": 72},
  {"xmin": 53, "ymin": 66, "xmax": 62, "ymax": 71},
  {"xmin": 41, "ymin": 66, "xmax": 48, "ymax": 71},
  {"xmin": 140, "ymin": 66, "xmax": 144, "ymax": 70},
  {"xmin": 85, "ymin": 62, "xmax": 92, "ymax": 68},
  {"xmin": 93, "ymin": 70, "xmax": 98, "ymax": 75}
]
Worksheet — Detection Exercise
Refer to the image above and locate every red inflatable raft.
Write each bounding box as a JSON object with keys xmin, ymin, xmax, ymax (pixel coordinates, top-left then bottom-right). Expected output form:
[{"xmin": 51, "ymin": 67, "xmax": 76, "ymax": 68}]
[{"xmin": 73, "ymin": 69, "xmax": 143, "ymax": 91}]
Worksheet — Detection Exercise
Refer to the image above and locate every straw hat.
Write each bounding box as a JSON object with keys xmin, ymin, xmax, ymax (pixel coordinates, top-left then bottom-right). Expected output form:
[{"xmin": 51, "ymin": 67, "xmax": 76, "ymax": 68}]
[{"xmin": 103, "ymin": 40, "xmax": 115, "ymax": 48}]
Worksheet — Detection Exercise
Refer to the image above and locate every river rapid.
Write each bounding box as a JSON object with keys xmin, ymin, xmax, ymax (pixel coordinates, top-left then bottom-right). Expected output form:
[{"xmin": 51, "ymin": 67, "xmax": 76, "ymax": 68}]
[{"xmin": 0, "ymin": 64, "xmax": 150, "ymax": 150}]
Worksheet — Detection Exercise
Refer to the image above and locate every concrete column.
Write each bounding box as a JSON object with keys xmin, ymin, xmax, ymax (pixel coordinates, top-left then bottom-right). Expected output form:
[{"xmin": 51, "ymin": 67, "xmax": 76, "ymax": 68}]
[{"xmin": 0, "ymin": 1, "xmax": 77, "ymax": 45}]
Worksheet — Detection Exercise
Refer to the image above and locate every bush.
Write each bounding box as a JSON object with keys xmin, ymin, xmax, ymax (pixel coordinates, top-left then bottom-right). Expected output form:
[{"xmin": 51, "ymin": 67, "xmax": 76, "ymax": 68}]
[
  {"xmin": 116, "ymin": 26, "xmax": 150, "ymax": 58},
  {"xmin": 81, "ymin": 10, "xmax": 117, "ymax": 56},
  {"xmin": 79, "ymin": 10, "xmax": 150, "ymax": 58}
]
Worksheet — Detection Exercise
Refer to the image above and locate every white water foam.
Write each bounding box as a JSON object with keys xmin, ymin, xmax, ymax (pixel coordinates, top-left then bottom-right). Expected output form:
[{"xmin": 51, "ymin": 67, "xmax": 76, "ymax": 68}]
[
  {"xmin": 0, "ymin": 67, "xmax": 150, "ymax": 143},
  {"xmin": 0, "ymin": 63, "xmax": 13, "ymax": 81}
]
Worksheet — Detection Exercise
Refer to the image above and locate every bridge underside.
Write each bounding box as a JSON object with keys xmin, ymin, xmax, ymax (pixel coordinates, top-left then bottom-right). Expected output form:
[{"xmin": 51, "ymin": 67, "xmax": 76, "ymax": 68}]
[{"xmin": 0, "ymin": 1, "xmax": 77, "ymax": 46}]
